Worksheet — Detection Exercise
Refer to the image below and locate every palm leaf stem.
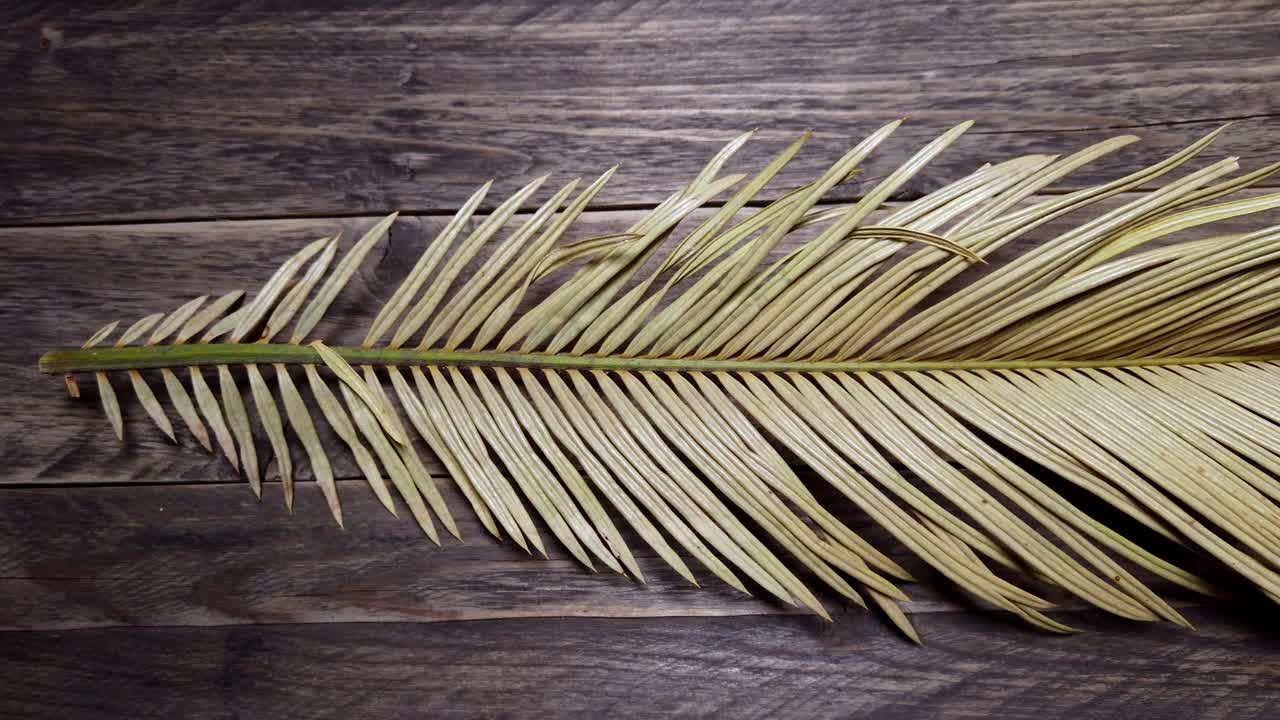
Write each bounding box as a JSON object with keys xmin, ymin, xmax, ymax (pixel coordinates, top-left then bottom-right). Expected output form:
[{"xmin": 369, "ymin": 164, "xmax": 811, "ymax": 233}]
[{"xmin": 39, "ymin": 344, "xmax": 1279, "ymax": 376}]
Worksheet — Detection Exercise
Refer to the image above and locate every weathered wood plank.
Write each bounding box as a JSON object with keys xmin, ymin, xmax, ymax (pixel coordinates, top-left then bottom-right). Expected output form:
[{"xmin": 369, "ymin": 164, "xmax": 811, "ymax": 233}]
[
  {"xmin": 1, "ymin": 610, "xmax": 1277, "ymax": 720},
  {"xmin": 0, "ymin": 480, "xmax": 782, "ymax": 631},
  {"xmin": 1, "ymin": 1, "xmax": 1277, "ymax": 223},
  {"xmin": 0, "ymin": 480, "xmax": 1218, "ymax": 632}
]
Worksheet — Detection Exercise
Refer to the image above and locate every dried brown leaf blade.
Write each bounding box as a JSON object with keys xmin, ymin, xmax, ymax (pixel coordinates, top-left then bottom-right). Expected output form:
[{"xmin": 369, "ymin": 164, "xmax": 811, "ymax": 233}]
[{"xmin": 41, "ymin": 122, "xmax": 1280, "ymax": 640}]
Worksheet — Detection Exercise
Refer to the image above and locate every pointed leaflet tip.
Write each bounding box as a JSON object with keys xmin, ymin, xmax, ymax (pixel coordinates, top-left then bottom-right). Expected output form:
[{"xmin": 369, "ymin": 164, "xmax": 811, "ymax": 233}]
[
  {"xmin": 337, "ymin": 371, "xmax": 441, "ymax": 544},
  {"xmin": 275, "ymin": 363, "xmax": 340, "ymax": 524},
  {"xmin": 218, "ymin": 365, "xmax": 260, "ymax": 494},
  {"xmin": 96, "ymin": 372, "xmax": 123, "ymax": 442},
  {"xmin": 202, "ymin": 307, "xmax": 246, "ymax": 343},
  {"xmin": 291, "ymin": 213, "xmax": 398, "ymax": 344},
  {"xmin": 310, "ymin": 341, "xmax": 408, "ymax": 445},
  {"xmin": 363, "ymin": 186, "xmax": 492, "ymax": 349},
  {"xmin": 83, "ymin": 321, "xmax": 120, "ymax": 349},
  {"xmin": 162, "ymin": 369, "xmax": 211, "ymax": 451},
  {"xmin": 231, "ymin": 236, "xmax": 330, "ymax": 343},
  {"xmin": 180, "ymin": 290, "xmax": 245, "ymax": 344},
  {"xmin": 189, "ymin": 367, "xmax": 239, "ymax": 471},
  {"xmin": 116, "ymin": 313, "xmax": 165, "ymax": 346},
  {"xmin": 129, "ymin": 370, "xmax": 175, "ymax": 442},
  {"xmin": 243, "ymin": 364, "xmax": 290, "ymax": 501},
  {"xmin": 263, "ymin": 236, "xmax": 339, "ymax": 342},
  {"xmin": 149, "ymin": 296, "xmax": 208, "ymax": 346},
  {"xmin": 305, "ymin": 364, "xmax": 398, "ymax": 519},
  {"xmin": 395, "ymin": 176, "xmax": 549, "ymax": 351}
]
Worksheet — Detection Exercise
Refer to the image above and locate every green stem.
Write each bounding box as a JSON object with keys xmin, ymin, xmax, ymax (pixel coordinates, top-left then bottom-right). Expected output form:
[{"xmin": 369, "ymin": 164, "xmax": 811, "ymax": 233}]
[{"xmin": 37, "ymin": 344, "xmax": 1280, "ymax": 375}]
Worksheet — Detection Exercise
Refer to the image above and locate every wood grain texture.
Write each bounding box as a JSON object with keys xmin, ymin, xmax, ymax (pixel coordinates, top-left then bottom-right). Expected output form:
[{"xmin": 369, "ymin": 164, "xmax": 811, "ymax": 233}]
[
  {"xmin": 2, "ymin": 611, "xmax": 1278, "ymax": 720},
  {"xmin": 0, "ymin": 480, "xmax": 793, "ymax": 631},
  {"xmin": 4, "ymin": 2, "xmax": 1280, "ymax": 715},
  {"xmin": 2, "ymin": 480, "xmax": 1222, "ymax": 633},
  {"xmin": 2, "ymin": 0, "xmax": 1278, "ymax": 224}
]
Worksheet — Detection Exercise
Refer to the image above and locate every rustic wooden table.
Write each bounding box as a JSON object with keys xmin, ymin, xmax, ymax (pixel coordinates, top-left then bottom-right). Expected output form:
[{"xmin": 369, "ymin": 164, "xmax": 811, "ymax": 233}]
[{"xmin": 3, "ymin": 2, "xmax": 1279, "ymax": 718}]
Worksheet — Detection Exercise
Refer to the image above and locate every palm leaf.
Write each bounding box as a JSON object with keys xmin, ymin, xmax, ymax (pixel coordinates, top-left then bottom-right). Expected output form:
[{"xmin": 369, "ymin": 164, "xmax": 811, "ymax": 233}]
[{"xmin": 38, "ymin": 121, "xmax": 1280, "ymax": 641}]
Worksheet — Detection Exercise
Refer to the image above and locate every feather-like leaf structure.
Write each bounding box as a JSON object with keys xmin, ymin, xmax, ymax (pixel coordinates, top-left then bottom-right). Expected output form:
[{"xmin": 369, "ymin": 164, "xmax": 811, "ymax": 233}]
[{"xmin": 40, "ymin": 122, "xmax": 1280, "ymax": 640}]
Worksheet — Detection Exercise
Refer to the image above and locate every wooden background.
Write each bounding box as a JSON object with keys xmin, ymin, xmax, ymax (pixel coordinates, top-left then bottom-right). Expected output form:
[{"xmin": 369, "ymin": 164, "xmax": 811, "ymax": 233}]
[{"xmin": 3, "ymin": 2, "xmax": 1280, "ymax": 718}]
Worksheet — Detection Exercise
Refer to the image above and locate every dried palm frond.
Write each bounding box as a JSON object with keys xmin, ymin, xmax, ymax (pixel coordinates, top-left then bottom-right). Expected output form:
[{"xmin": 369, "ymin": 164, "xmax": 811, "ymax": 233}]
[{"xmin": 39, "ymin": 121, "xmax": 1280, "ymax": 641}]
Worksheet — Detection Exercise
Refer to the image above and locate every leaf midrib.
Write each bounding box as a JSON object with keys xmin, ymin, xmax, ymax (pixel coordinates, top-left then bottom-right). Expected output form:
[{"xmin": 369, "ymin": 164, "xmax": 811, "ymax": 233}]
[{"xmin": 36, "ymin": 344, "xmax": 1277, "ymax": 375}]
